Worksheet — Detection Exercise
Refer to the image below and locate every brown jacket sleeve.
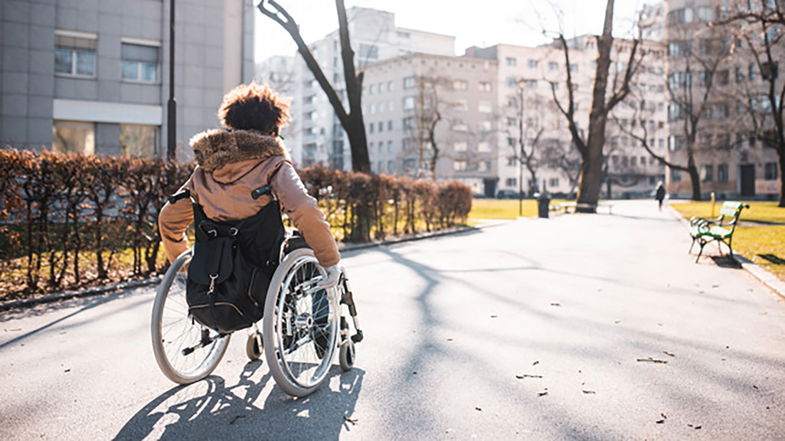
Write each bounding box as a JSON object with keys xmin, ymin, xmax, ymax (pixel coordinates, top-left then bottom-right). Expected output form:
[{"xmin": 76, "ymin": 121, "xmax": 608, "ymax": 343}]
[
  {"xmin": 158, "ymin": 179, "xmax": 195, "ymax": 264},
  {"xmin": 272, "ymin": 162, "xmax": 340, "ymax": 267}
]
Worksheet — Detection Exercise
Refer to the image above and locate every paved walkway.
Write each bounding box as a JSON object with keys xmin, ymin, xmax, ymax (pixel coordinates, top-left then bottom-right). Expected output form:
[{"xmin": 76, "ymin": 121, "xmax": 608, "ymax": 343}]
[{"xmin": 1, "ymin": 200, "xmax": 784, "ymax": 440}]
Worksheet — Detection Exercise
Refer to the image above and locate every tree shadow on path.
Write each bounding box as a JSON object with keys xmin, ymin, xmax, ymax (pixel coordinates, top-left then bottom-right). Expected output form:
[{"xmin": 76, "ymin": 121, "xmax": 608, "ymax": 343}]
[{"xmin": 114, "ymin": 362, "xmax": 364, "ymax": 441}]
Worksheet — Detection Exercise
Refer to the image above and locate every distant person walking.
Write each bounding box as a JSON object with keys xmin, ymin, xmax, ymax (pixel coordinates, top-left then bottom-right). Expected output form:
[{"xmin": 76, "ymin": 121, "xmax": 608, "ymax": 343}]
[{"xmin": 655, "ymin": 181, "xmax": 666, "ymax": 211}]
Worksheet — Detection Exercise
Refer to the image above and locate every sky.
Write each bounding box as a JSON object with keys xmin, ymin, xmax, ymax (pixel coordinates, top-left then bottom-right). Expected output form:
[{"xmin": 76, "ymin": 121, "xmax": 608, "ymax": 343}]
[{"xmin": 253, "ymin": 0, "xmax": 651, "ymax": 62}]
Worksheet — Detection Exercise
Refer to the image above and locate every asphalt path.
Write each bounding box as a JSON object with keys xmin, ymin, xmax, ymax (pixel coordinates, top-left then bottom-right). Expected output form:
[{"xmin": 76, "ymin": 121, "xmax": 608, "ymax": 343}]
[{"xmin": 2, "ymin": 200, "xmax": 785, "ymax": 440}]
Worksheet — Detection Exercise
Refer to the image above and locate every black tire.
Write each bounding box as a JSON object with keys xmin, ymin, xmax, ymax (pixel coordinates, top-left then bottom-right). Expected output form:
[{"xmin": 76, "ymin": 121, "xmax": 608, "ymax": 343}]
[
  {"xmin": 245, "ymin": 332, "xmax": 263, "ymax": 361},
  {"xmin": 339, "ymin": 340, "xmax": 355, "ymax": 372}
]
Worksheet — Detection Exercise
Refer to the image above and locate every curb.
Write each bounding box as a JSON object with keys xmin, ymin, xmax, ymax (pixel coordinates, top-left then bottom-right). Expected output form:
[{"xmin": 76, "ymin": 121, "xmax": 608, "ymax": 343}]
[
  {"xmin": 667, "ymin": 206, "xmax": 785, "ymax": 301},
  {"xmin": 0, "ymin": 220, "xmax": 510, "ymax": 312},
  {"xmin": 0, "ymin": 277, "xmax": 161, "ymax": 312}
]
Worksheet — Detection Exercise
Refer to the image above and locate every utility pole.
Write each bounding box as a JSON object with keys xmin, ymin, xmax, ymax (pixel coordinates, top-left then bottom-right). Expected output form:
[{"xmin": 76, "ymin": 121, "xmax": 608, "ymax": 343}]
[{"xmin": 166, "ymin": 0, "xmax": 176, "ymax": 161}]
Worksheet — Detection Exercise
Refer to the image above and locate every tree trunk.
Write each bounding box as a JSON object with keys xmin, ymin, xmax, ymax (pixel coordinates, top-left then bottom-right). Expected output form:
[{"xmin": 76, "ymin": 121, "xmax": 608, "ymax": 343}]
[
  {"xmin": 778, "ymin": 148, "xmax": 785, "ymax": 207},
  {"xmin": 576, "ymin": 0, "xmax": 615, "ymax": 213},
  {"xmin": 687, "ymin": 157, "xmax": 702, "ymax": 201}
]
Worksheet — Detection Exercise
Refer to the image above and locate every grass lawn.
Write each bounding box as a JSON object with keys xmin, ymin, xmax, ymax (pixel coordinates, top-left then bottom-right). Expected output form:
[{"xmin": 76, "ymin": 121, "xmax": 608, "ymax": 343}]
[
  {"xmin": 468, "ymin": 198, "xmax": 568, "ymax": 220},
  {"xmin": 671, "ymin": 201, "xmax": 785, "ymax": 281}
]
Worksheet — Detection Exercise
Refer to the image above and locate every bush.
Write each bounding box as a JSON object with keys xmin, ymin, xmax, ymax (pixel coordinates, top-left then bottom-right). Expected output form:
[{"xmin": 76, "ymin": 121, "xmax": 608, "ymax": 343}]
[{"xmin": 0, "ymin": 151, "xmax": 471, "ymax": 298}]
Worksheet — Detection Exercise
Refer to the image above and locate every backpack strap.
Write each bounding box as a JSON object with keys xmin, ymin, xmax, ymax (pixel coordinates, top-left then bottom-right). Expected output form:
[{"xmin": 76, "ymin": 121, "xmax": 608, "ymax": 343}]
[{"xmin": 250, "ymin": 158, "xmax": 289, "ymax": 201}]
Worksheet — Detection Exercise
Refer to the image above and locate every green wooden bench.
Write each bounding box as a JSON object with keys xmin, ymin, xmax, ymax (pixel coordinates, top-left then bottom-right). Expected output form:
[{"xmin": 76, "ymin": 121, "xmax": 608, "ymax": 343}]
[{"xmin": 688, "ymin": 201, "xmax": 749, "ymax": 262}]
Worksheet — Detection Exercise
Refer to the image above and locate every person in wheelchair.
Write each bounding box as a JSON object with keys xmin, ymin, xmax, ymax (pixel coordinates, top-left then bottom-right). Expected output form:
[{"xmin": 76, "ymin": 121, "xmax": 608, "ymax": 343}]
[{"xmin": 158, "ymin": 82, "xmax": 341, "ymax": 289}]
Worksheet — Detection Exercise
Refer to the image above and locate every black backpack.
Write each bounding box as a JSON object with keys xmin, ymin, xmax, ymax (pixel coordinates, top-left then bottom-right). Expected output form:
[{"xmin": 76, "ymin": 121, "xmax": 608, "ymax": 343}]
[{"xmin": 177, "ymin": 186, "xmax": 285, "ymax": 334}]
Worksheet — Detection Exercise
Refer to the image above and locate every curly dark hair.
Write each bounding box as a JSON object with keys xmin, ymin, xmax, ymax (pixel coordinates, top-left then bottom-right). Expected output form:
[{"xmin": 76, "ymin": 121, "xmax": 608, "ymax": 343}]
[{"xmin": 217, "ymin": 83, "xmax": 290, "ymax": 134}]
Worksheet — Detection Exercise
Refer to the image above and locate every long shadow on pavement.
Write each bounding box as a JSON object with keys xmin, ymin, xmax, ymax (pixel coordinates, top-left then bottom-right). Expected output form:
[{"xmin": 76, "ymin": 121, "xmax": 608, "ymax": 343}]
[{"xmin": 114, "ymin": 362, "xmax": 364, "ymax": 441}]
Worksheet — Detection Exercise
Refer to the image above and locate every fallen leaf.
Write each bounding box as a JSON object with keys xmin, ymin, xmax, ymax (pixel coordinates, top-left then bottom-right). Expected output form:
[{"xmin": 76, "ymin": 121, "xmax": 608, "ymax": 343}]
[
  {"xmin": 412, "ymin": 371, "xmax": 417, "ymax": 375},
  {"xmin": 446, "ymin": 338, "xmax": 454, "ymax": 342},
  {"xmin": 753, "ymin": 385, "xmax": 759, "ymax": 390},
  {"xmin": 4, "ymin": 328, "xmax": 21, "ymax": 332},
  {"xmin": 475, "ymin": 407, "xmax": 482, "ymax": 411},
  {"xmin": 64, "ymin": 369, "xmax": 71, "ymax": 373},
  {"xmin": 532, "ymin": 361, "xmax": 540, "ymax": 366},
  {"xmin": 636, "ymin": 357, "xmax": 668, "ymax": 364},
  {"xmin": 550, "ymin": 302, "xmax": 561, "ymax": 307},
  {"xmin": 663, "ymin": 351, "xmax": 675, "ymax": 357},
  {"xmin": 490, "ymin": 315, "xmax": 498, "ymax": 318},
  {"xmin": 538, "ymin": 390, "xmax": 549, "ymax": 397},
  {"xmin": 726, "ymin": 345, "xmax": 730, "ymax": 349},
  {"xmin": 661, "ymin": 413, "xmax": 668, "ymax": 419},
  {"xmin": 614, "ymin": 320, "xmax": 621, "ymax": 324},
  {"xmin": 582, "ymin": 390, "xmax": 596, "ymax": 394},
  {"xmin": 515, "ymin": 374, "xmax": 542, "ymax": 379},
  {"xmin": 343, "ymin": 416, "xmax": 358, "ymax": 425},
  {"xmin": 712, "ymin": 284, "xmax": 719, "ymax": 288},
  {"xmin": 229, "ymin": 415, "xmax": 246, "ymax": 425},
  {"xmin": 655, "ymin": 419, "xmax": 665, "ymax": 424}
]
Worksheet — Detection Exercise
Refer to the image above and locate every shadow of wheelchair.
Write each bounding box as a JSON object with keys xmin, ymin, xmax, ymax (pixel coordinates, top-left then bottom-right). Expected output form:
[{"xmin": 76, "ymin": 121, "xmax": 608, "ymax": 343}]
[{"xmin": 113, "ymin": 361, "xmax": 365, "ymax": 441}]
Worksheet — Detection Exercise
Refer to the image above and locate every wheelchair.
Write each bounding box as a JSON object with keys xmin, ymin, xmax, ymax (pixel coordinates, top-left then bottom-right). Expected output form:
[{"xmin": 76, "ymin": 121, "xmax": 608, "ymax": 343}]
[{"xmin": 150, "ymin": 229, "xmax": 363, "ymax": 397}]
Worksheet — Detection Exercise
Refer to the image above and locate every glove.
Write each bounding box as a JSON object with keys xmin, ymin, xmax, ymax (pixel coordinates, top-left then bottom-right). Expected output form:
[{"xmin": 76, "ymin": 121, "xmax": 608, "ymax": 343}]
[{"xmin": 317, "ymin": 264, "xmax": 341, "ymax": 289}]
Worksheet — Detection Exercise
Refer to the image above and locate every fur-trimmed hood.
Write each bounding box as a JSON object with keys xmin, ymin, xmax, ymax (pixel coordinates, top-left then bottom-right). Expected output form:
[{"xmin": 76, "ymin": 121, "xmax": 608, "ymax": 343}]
[{"xmin": 189, "ymin": 129, "xmax": 290, "ymax": 174}]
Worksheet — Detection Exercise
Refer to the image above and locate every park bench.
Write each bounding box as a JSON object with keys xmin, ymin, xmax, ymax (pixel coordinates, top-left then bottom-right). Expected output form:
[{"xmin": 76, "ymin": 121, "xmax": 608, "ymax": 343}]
[{"xmin": 688, "ymin": 201, "xmax": 749, "ymax": 263}]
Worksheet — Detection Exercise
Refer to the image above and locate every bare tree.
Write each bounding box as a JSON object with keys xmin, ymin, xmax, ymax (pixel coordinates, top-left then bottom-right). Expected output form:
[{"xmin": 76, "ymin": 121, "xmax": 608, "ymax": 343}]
[
  {"xmin": 542, "ymin": 138, "xmax": 581, "ymax": 196},
  {"xmin": 716, "ymin": 1, "xmax": 785, "ymax": 206},
  {"xmin": 665, "ymin": 25, "xmax": 732, "ymax": 200},
  {"xmin": 550, "ymin": 0, "xmax": 642, "ymax": 212},
  {"xmin": 506, "ymin": 80, "xmax": 546, "ymax": 197},
  {"xmin": 258, "ymin": 0, "xmax": 371, "ymax": 173},
  {"xmin": 412, "ymin": 75, "xmax": 446, "ymax": 180}
]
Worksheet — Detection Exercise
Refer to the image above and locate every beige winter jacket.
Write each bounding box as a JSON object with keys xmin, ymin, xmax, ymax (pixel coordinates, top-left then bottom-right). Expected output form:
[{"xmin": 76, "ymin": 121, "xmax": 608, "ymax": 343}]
[{"xmin": 158, "ymin": 129, "xmax": 340, "ymax": 267}]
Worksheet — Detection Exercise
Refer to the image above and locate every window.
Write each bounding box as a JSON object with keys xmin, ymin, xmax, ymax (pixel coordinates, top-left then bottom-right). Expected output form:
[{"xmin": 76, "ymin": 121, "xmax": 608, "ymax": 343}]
[
  {"xmin": 667, "ymin": 8, "xmax": 693, "ymax": 24},
  {"xmin": 505, "ymin": 57, "xmax": 517, "ymax": 66},
  {"xmin": 403, "ymin": 117, "xmax": 414, "ymax": 130},
  {"xmin": 387, "ymin": 160, "xmax": 395, "ymax": 173},
  {"xmin": 453, "ymin": 141, "xmax": 468, "ymax": 152},
  {"xmin": 525, "ymin": 80, "xmax": 538, "ymax": 88},
  {"xmin": 52, "ymin": 120, "xmax": 95, "ymax": 155},
  {"xmin": 387, "ymin": 80, "xmax": 394, "ymax": 92},
  {"xmin": 377, "ymin": 121, "xmax": 384, "ymax": 132},
  {"xmin": 701, "ymin": 164, "xmax": 714, "ymax": 182},
  {"xmin": 121, "ymin": 42, "xmax": 159, "ymax": 82},
  {"xmin": 358, "ymin": 43, "xmax": 378, "ymax": 60},
  {"xmin": 672, "ymin": 169, "xmax": 682, "ymax": 182},
  {"xmin": 507, "ymin": 157, "xmax": 516, "ymax": 166},
  {"xmin": 478, "ymin": 101, "xmax": 492, "ymax": 113},
  {"xmin": 387, "ymin": 120, "xmax": 393, "ymax": 131},
  {"xmin": 548, "ymin": 62, "xmax": 559, "ymax": 71},
  {"xmin": 668, "ymin": 41, "xmax": 691, "ymax": 57},
  {"xmin": 506, "ymin": 178, "xmax": 517, "ymax": 187},
  {"xmin": 403, "ymin": 96, "xmax": 415, "ymax": 110},
  {"xmin": 479, "ymin": 161, "xmax": 491, "ymax": 172},
  {"xmin": 696, "ymin": 6, "xmax": 714, "ymax": 22},
  {"xmin": 119, "ymin": 124, "xmax": 157, "ymax": 156},
  {"xmin": 453, "ymin": 160, "xmax": 467, "ymax": 171},
  {"xmin": 549, "ymin": 178, "xmax": 559, "ymax": 187},
  {"xmin": 478, "ymin": 81, "xmax": 492, "ymax": 92},
  {"xmin": 452, "ymin": 120, "xmax": 468, "ymax": 131},
  {"xmin": 527, "ymin": 59, "xmax": 539, "ymax": 68},
  {"xmin": 478, "ymin": 121, "xmax": 492, "ymax": 132},
  {"xmin": 669, "ymin": 135, "xmax": 685, "ymax": 151},
  {"xmin": 403, "ymin": 76, "xmax": 416, "ymax": 89},
  {"xmin": 387, "ymin": 140, "xmax": 393, "ymax": 152},
  {"xmin": 718, "ymin": 164, "xmax": 729, "ymax": 183},
  {"xmin": 568, "ymin": 64, "xmax": 578, "ymax": 72},
  {"xmin": 505, "ymin": 76, "xmax": 517, "ymax": 87},
  {"xmin": 749, "ymin": 63, "xmax": 757, "ymax": 81},
  {"xmin": 54, "ymin": 31, "xmax": 97, "ymax": 77},
  {"xmin": 454, "ymin": 99, "xmax": 469, "ymax": 111},
  {"xmin": 668, "ymin": 103, "xmax": 683, "ymax": 121},
  {"xmin": 477, "ymin": 142, "xmax": 490, "ymax": 152},
  {"xmin": 453, "ymin": 80, "xmax": 468, "ymax": 90},
  {"xmin": 765, "ymin": 162, "xmax": 779, "ymax": 180},
  {"xmin": 369, "ymin": 123, "xmax": 374, "ymax": 134}
]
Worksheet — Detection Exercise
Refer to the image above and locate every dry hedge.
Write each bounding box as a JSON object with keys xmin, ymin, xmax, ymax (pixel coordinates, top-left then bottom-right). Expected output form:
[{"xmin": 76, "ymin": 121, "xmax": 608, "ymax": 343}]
[{"xmin": 0, "ymin": 150, "xmax": 472, "ymax": 297}]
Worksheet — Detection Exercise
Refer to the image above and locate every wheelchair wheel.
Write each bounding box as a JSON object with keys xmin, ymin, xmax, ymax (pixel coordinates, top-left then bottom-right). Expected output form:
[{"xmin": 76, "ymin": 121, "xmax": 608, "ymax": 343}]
[
  {"xmin": 151, "ymin": 250, "xmax": 230, "ymax": 384},
  {"xmin": 246, "ymin": 331, "xmax": 263, "ymax": 361},
  {"xmin": 339, "ymin": 340, "xmax": 355, "ymax": 371},
  {"xmin": 262, "ymin": 248, "xmax": 340, "ymax": 397}
]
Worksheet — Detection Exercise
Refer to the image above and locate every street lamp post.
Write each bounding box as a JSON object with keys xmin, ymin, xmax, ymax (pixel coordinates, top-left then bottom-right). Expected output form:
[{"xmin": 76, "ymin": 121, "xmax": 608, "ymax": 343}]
[{"xmin": 166, "ymin": 0, "xmax": 176, "ymax": 161}]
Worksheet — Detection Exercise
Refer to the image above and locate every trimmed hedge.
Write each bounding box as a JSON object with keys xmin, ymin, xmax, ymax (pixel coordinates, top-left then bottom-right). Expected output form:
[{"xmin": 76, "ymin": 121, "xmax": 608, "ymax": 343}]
[{"xmin": 0, "ymin": 150, "xmax": 472, "ymax": 298}]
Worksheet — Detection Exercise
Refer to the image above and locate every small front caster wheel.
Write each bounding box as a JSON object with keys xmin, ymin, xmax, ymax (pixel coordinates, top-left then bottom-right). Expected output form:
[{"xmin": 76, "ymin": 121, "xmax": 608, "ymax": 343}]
[
  {"xmin": 339, "ymin": 340, "xmax": 355, "ymax": 371},
  {"xmin": 246, "ymin": 332, "xmax": 263, "ymax": 361}
]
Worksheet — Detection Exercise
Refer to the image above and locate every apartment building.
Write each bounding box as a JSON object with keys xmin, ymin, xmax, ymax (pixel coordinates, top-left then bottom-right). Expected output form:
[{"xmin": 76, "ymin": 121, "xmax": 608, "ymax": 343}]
[
  {"xmin": 361, "ymin": 53, "xmax": 499, "ymax": 195},
  {"xmin": 664, "ymin": 0, "xmax": 782, "ymax": 199},
  {"xmin": 0, "ymin": 0, "xmax": 254, "ymax": 158},
  {"xmin": 466, "ymin": 36, "xmax": 669, "ymax": 198},
  {"xmin": 284, "ymin": 7, "xmax": 456, "ymax": 169}
]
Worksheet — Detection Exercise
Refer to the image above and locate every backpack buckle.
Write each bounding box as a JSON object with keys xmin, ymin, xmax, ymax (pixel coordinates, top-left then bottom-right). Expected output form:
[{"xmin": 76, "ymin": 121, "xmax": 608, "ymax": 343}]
[{"xmin": 208, "ymin": 273, "xmax": 218, "ymax": 294}]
